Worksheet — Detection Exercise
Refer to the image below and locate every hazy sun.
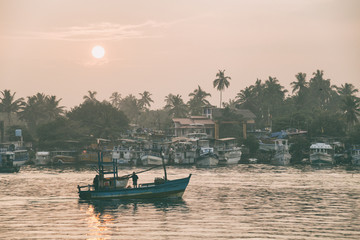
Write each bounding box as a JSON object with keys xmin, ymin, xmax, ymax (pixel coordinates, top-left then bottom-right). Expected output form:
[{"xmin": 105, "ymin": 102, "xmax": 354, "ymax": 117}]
[{"xmin": 91, "ymin": 45, "xmax": 105, "ymax": 59}]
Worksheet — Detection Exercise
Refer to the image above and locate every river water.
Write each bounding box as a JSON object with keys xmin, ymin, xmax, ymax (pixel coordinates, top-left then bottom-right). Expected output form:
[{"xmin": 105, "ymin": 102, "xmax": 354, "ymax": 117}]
[{"xmin": 1, "ymin": 164, "xmax": 360, "ymax": 239}]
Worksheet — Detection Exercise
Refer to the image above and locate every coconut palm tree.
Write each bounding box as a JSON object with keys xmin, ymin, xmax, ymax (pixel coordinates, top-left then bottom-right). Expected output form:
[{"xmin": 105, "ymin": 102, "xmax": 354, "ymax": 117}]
[
  {"xmin": 83, "ymin": 90, "xmax": 98, "ymax": 103},
  {"xmin": 341, "ymin": 95, "xmax": 360, "ymax": 132},
  {"xmin": 138, "ymin": 91, "xmax": 154, "ymax": 111},
  {"xmin": 188, "ymin": 85, "xmax": 211, "ymax": 115},
  {"xmin": 213, "ymin": 70, "xmax": 231, "ymax": 108},
  {"xmin": 291, "ymin": 72, "xmax": 308, "ymax": 95},
  {"xmin": 45, "ymin": 95, "xmax": 64, "ymax": 120},
  {"xmin": 0, "ymin": 89, "xmax": 24, "ymax": 125},
  {"xmin": 109, "ymin": 92, "xmax": 122, "ymax": 108},
  {"xmin": 164, "ymin": 94, "xmax": 188, "ymax": 118},
  {"xmin": 309, "ymin": 70, "xmax": 332, "ymax": 110},
  {"xmin": 335, "ymin": 83, "xmax": 359, "ymax": 97}
]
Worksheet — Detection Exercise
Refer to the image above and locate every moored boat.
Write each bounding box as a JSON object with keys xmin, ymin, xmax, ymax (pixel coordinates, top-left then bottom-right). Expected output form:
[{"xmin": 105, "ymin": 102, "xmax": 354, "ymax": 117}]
[
  {"xmin": 141, "ymin": 152, "xmax": 167, "ymax": 166},
  {"xmin": 0, "ymin": 151, "xmax": 20, "ymax": 173},
  {"xmin": 270, "ymin": 139, "xmax": 291, "ymax": 166},
  {"xmin": 310, "ymin": 143, "xmax": 334, "ymax": 166},
  {"xmin": 215, "ymin": 138, "xmax": 242, "ymax": 165},
  {"xmin": 35, "ymin": 151, "xmax": 51, "ymax": 165}
]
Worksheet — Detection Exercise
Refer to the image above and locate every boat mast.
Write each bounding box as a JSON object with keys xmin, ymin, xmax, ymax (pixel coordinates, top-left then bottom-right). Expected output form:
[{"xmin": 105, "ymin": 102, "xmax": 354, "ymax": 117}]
[{"xmin": 161, "ymin": 148, "xmax": 167, "ymax": 181}]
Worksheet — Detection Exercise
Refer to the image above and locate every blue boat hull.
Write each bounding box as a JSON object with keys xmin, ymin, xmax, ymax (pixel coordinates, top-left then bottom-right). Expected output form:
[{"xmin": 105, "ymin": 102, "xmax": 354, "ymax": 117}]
[{"xmin": 79, "ymin": 174, "xmax": 191, "ymax": 200}]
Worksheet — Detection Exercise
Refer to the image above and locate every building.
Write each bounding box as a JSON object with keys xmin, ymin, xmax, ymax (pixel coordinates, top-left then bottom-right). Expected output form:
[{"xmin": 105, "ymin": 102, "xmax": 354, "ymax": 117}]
[
  {"xmin": 172, "ymin": 106, "xmax": 256, "ymax": 139},
  {"xmin": 172, "ymin": 116, "xmax": 215, "ymax": 139}
]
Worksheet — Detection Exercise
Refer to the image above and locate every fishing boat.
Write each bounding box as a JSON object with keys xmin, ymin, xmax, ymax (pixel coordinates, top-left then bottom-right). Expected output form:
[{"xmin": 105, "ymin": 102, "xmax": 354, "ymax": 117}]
[
  {"xmin": 35, "ymin": 151, "xmax": 51, "ymax": 165},
  {"xmin": 77, "ymin": 151, "xmax": 191, "ymax": 200},
  {"xmin": 141, "ymin": 151, "xmax": 168, "ymax": 166},
  {"xmin": 0, "ymin": 151, "xmax": 20, "ymax": 173},
  {"xmin": 14, "ymin": 149, "xmax": 29, "ymax": 166},
  {"xmin": 196, "ymin": 147, "xmax": 219, "ymax": 167},
  {"xmin": 310, "ymin": 143, "xmax": 334, "ymax": 166},
  {"xmin": 270, "ymin": 139, "xmax": 291, "ymax": 166},
  {"xmin": 215, "ymin": 138, "xmax": 242, "ymax": 165}
]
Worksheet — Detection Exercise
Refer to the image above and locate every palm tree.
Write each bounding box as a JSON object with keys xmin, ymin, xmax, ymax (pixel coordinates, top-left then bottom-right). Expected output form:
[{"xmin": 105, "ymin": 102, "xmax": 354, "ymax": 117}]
[
  {"xmin": 109, "ymin": 92, "xmax": 122, "ymax": 108},
  {"xmin": 341, "ymin": 95, "xmax": 360, "ymax": 132},
  {"xmin": 291, "ymin": 73, "xmax": 308, "ymax": 95},
  {"xmin": 138, "ymin": 91, "xmax": 154, "ymax": 111},
  {"xmin": 213, "ymin": 70, "xmax": 231, "ymax": 108},
  {"xmin": 118, "ymin": 94, "xmax": 140, "ymax": 123},
  {"xmin": 188, "ymin": 85, "xmax": 211, "ymax": 115},
  {"xmin": 0, "ymin": 89, "xmax": 24, "ymax": 125},
  {"xmin": 309, "ymin": 70, "xmax": 332, "ymax": 110},
  {"xmin": 164, "ymin": 94, "xmax": 188, "ymax": 118},
  {"xmin": 45, "ymin": 95, "xmax": 64, "ymax": 120},
  {"xmin": 335, "ymin": 83, "xmax": 359, "ymax": 97},
  {"xmin": 83, "ymin": 90, "xmax": 98, "ymax": 103}
]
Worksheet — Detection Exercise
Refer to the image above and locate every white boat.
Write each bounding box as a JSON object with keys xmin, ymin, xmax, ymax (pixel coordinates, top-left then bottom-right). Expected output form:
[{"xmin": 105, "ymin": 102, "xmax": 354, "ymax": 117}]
[
  {"xmin": 112, "ymin": 146, "xmax": 137, "ymax": 165},
  {"xmin": 196, "ymin": 147, "xmax": 219, "ymax": 167},
  {"xmin": 35, "ymin": 151, "xmax": 51, "ymax": 165},
  {"xmin": 14, "ymin": 149, "xmax": 29, "ymax": 166},
  {"xmin": 215, "ymin": 138, "xmax": 242, "ymax": 165},
  {"xmin": 271, "ymin": 139, "xmax": 291, "ymax": 166},
  {"xmin": 141, "ymin": 152, "xmax": 167, "ymax": 166},
  {"xmin": 351, "ymin": 145, "xmax": 360, "ymax": 166},
  {"xmin": 310, "ymin": 143, "xmax": 334, "ymax": 166},
  {"xmin": 171, "ymin": 138, "xmax": 197, "ymax": 165}
]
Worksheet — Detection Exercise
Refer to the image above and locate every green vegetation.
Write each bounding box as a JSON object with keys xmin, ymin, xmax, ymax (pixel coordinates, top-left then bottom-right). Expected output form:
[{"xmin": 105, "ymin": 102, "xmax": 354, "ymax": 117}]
[{"xmin": 0, "ymin": 69, "xmax": 359, "ymax": 151}]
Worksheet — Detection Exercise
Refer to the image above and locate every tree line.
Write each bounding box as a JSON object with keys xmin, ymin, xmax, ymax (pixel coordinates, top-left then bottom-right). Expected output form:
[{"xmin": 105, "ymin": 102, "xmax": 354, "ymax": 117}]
[{"xmin": 0, "ymin": 69, "xmax": 360, "ymax": 150}]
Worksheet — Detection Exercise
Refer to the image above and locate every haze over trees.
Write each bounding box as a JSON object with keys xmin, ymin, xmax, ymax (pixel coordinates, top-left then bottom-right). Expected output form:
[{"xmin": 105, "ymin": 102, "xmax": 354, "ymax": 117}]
[{"xmin": 0, "ymin": 69, "xmax": 359, "ymax": 150}]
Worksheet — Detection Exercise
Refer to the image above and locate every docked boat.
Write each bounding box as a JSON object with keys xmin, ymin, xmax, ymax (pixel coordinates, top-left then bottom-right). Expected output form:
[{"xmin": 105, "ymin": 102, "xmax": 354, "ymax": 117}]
[
  {"xmin": 14, "ymin": 149, "xmax": 29, "ymax": 166},
  {"xmin": 310, "ymin": 143, "xmax": 334, "ymax": 166},
  {"xmin": 141, "ymin": 152, "xmax": 167, "ymax": 166},
  {"xmin": 351, "ymin": 145, "xmax": 360, "ymax": 166},
  {"xmin": 0, "ymin": 151, "xmax": 20, "ymax": 173},
  {"xmin": 270, "ymin": 139, "xmax": 291, "ymax": 166},
  {"xmin": 215, "ymin": 138, "xmax": 242, "ymax": 165},
  {"xmin": 195, "ymin": 140, "xmax": 219, "ymax": 167},
  {"xmin": 196, "ymin": 147, "xmax": 219, "ymax": 167},
  {"xmin": 35, "ymin": 151, "xmax": 51, "ymax": 165},
  {"xmin": 51, "ymin": 150, "xmax": 78, "ymax": 164},
  {"xmin": 77, "ymin": 152, "xmax": 191, "ymax": 200}
]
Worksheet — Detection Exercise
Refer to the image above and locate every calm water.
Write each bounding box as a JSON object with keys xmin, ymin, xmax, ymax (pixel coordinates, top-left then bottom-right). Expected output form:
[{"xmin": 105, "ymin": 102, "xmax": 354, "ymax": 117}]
[{"xmin": 1, "ymin": 164, "xmax": 360, "ymax": 239}]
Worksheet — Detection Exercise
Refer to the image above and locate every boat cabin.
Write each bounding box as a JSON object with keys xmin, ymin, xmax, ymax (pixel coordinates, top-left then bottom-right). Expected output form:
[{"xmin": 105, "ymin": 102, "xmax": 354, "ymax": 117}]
[{"xmin": 310, "ymin": 143, "xmax": 333, "ymax": 154}]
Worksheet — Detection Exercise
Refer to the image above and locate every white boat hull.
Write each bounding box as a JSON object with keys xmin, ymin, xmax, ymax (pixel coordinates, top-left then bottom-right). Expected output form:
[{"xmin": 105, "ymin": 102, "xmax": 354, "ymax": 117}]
[
  {"xmin": 196, "ymin": 156, "xmax": 219, "ymax": 167},
  {"xmin": 271, "ymin": 152, "xmax": 291, "ymax": 166},
  {"xmin": 141, "ymin": 155, "xmax": 167, "ymax": 166}
]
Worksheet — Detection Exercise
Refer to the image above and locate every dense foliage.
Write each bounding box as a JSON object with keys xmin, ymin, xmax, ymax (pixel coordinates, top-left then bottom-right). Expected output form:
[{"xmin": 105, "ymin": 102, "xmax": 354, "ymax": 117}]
[{"xmin": 0, "ymin": 69, "xmax": 359, "ymax": 150}]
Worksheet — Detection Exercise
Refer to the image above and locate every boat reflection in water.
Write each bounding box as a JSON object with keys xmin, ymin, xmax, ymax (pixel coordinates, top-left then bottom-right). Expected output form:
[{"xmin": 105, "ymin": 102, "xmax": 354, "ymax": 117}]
[{"xmin": 79, "ymin": 198, "xmax": 188, "ymax": 239}]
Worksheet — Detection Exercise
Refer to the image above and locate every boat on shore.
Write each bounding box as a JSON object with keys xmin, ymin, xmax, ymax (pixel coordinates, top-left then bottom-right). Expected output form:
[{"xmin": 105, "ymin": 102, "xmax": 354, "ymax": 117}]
[
  {"xmin": 0, "ymin": 151, "xmax": 20, "ymax": 173},
  {"xmin": 77, "ymin": 151, "xmax": 191, "ymax": 200}
]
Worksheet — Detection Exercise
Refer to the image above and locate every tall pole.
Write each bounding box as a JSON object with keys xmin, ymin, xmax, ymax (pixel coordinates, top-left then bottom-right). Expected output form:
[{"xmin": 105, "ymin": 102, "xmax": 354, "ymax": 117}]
[{"xmin": 161, "ymin": 148, "xmax": 167, "ymax": 181}]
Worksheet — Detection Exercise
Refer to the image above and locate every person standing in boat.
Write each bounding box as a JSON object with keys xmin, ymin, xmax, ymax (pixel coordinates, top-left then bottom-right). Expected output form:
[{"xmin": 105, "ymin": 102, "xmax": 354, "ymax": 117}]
[
  {"xmin": 93, "ymin": 175, "xmax": 99, "ymax": 190},
  {"xmin": 132, "ymin": 172, "xmax": 138, "ymax": 188}
]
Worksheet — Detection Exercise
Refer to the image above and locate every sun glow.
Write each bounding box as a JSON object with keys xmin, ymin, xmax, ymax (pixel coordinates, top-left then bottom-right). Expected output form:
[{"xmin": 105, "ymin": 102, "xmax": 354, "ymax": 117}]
[{"xmin": 91, "ymin": 45, "xmax": 105, "ymax": 59}]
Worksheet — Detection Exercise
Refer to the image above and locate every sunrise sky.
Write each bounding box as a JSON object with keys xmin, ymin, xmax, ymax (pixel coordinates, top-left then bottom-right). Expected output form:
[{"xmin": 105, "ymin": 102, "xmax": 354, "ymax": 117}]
[{"xmin": 1, "ymin": 0, "xmax": 359, "ymax": 109}]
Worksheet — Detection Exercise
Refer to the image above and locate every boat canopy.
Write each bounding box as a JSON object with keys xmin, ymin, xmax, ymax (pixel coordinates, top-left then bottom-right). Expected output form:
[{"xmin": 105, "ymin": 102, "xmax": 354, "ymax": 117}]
[{"xmin": 310, "ymin": 143, "xmax": 332, "ymax": 149}]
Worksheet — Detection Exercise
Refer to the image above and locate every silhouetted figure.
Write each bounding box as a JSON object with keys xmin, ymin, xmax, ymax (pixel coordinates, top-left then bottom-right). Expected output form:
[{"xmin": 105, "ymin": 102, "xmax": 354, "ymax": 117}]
[
  {"xmin": 131, "ymin": 172, "xmax": 138, "ymax": 188},
  {"xmin": 93, "ymin": 175, "xmax": 99, "ymax": 190}
]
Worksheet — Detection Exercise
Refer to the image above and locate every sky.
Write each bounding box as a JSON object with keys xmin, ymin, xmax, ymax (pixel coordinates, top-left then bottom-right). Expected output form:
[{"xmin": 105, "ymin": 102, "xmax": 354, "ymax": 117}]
[{"xmin": 1, "ymin": 0, "xmax": 359, "ymax": 110}]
